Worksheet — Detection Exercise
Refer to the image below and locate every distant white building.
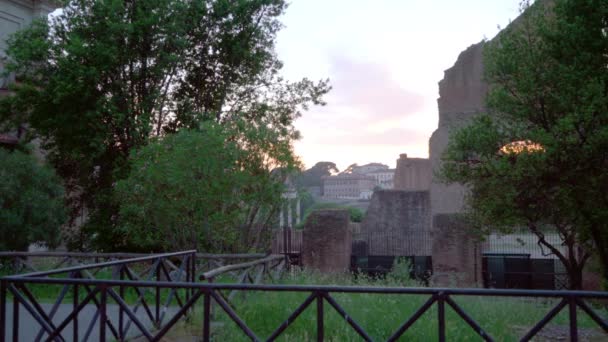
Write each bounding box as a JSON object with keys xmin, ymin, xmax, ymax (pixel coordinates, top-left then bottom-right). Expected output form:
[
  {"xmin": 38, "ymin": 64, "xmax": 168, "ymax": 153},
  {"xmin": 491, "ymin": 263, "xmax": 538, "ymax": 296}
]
[
  {"xmin": 359, "ymin": 189, "xmax": 373, "ymax": 200},
  {"xmin": 322, "ymin": 173, "xmax": 376, "ymax": 199},
  {"xmin": 352, "ymin": 163, "xmax": 389, "ymax": 175},
  {"xmin": 1, "ymin": 0, "xmax": 58, "ymax": 146},
  {"xmin": 1, "ymin": 1, "xmax": 57, "ymax": 74},
  {"xmin": 367, "ymin": 169, "xmax": 395, "ymax": 189}
]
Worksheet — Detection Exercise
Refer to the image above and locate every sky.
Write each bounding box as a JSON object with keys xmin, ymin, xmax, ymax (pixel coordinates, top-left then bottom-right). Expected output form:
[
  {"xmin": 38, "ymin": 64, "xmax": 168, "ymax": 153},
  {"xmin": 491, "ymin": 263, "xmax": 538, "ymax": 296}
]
[{"xmin": 275, "ymin": 0, "xmax": 523, "ymax": 171}]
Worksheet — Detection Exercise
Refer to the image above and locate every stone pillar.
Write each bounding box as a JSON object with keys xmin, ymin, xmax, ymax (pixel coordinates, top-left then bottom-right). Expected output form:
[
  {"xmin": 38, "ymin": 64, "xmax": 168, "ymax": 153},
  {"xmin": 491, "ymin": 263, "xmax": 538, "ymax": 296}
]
[
  {"xmin": 287, "ymin": 200, "xmax": 293, "ymax": 228},
  {"xmin": 295, "ymin": 198, "xmax": 301, "ymax": 224},
  {"xmin": 302, "ymin": 209, "xmax": 352, "ymax": 273},
  {"xmin": 394, "ymin": 154, "xmax": 432, "ymax": 191},
  {"xmin": 431, "ymin": 214, "xmax": 481, "ymax": 287},
  {"xmin": 279, "ymin": 204, "xmax": 284, "ymax": 228}
]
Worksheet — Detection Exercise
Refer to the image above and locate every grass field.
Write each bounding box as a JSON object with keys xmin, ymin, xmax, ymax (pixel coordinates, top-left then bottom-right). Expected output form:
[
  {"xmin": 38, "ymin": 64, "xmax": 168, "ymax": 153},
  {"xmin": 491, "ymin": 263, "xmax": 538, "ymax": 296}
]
[
  {"xmin": 2, "ymin": 259, "xmax": 607, "ymax": 341},
  {"xmin": 171, "ymin": 268, "xmax": 608, "ymax": 341}
]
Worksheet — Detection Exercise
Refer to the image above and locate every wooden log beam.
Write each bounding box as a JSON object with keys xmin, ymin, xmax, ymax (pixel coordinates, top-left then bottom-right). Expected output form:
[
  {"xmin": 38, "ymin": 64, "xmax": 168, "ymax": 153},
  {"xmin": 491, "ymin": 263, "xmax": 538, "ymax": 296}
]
[{"xmin": 200, "ymin": 255, "xmax": 283, "ymax": 280}]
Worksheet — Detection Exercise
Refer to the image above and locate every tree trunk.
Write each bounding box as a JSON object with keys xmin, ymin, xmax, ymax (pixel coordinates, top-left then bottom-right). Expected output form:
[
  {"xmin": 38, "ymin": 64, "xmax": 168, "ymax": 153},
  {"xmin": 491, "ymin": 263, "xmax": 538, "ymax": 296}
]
[
  {"xmin": 589, "ymin": 225, "xmax": 608, "ymax": 289},
  {"xmin": 568, "ymin": 265, "xmax": 584, "ymax": 290}
]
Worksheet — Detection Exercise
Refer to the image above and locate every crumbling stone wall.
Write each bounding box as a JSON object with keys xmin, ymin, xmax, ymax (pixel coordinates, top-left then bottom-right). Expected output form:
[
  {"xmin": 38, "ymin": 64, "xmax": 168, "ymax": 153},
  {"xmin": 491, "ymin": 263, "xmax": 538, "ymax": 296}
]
[
  {"xmin": 427, "ymin": 43, "xmax": 487, "ymax": 286},
  {"xmin": 431, "ymin": 214, "xmax": 481, "ymax": 286},
  {"xmin": 361, "ymin": 190, "xmax": 431, "ymax": 256},
  {"xmin": 393, "ymin": 154, "xmax": 431, "ymax": 191},
  {"xmin": 429, "ymin": 42, "xmax": 488, "ymax": 215},
  {"xmin": 301, "ymin": 209, "xmax": 352, "ymax": 273}
]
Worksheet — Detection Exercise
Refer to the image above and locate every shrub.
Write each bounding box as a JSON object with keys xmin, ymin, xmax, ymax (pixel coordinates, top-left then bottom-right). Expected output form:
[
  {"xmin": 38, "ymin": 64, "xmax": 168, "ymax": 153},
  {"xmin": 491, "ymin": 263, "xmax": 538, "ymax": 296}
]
[{"xmin": 0, "ymin": 149, "xmax": 66, "ymax": 251}]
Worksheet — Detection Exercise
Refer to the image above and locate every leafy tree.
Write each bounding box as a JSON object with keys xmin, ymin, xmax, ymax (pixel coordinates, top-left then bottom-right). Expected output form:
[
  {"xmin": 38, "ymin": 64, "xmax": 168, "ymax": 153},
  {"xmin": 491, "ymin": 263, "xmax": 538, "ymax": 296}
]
[
  {"xmin": 439, "ymin": 0, "xmax": 608, "ymax": 289},
  {"xmin": 0, "ymin": 149, "xmax": 66, "ymax": 251},
  {"xmin": 115, "ymin": 120, "xmax": 298, "ymax": 253},
  {"xmin": 296, "ymin": 161, "xmax": 339, "ymax": 188},
  {"xmin": 0, "ymin": 0, "xmax": 328, "ymax": 250},
  {"xmin": 341, "ymin": 163, "xmax": 358, "ymax": 175}
]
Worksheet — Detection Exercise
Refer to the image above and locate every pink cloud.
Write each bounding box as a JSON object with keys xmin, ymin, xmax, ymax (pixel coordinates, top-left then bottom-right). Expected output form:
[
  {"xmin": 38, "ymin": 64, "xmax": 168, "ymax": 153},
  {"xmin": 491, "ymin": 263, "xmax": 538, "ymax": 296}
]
[
  {"xmin": 313, "ymin": 127, "xmax": 428, "ymax": 146},
  {"xmin": 327, "ymin": 55, "xmax": 425, "ymax": 120}
]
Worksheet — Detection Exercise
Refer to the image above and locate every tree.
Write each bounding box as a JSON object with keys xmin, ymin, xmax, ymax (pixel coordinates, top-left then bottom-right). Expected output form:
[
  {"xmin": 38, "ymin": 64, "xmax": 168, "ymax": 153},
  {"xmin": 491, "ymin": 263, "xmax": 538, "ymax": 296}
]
[
  {"xmin": 296, "ymin": 161, "xmax": 339, "ymax": 188},
  {"xmin": 341, "ymin": 163, "xmax": 358, "ymax": 174},
  {"xmin": 439, "ymin": 0, "xmax": 608, "ymax": 289},
  {"xmin": 114, "ymin": 119, "xmax": 298, "ymax": 253},
  {"xmin": 0, "ymin": 149, "xmax": 66, "ymax": 251},
  {"xmin": 0, "ymin": 0, "xmax": 328, "ymax": 250}
]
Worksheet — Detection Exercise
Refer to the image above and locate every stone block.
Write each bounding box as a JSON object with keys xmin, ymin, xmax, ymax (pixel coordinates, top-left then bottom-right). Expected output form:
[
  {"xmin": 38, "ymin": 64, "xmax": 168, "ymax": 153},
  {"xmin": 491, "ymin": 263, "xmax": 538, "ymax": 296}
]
[
  {"xmin": 431, "ymin": 214, "xmax": 481, "ymax": 287},
  {"xmin": 394, "ymin": 154, "xmax": 431, "ymax": 191},
  {"xmin": 302, "ymin": 209, "xmax": 352, "ymax": 273},
  {"xmin": 361, "ymin": 190, "xmax": 431, "ymax": 256}
]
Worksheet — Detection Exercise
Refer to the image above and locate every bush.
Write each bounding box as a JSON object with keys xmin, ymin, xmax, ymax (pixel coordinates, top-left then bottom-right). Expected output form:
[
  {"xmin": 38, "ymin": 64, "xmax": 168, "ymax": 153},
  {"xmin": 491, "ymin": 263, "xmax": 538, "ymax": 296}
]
[
  {"xmin": 115, "ymin": 122, "xmax": 297, "ymax": 252},
  {"xmin": 0, "ymin": 149, "xmax": 66, "ymax": 251}
]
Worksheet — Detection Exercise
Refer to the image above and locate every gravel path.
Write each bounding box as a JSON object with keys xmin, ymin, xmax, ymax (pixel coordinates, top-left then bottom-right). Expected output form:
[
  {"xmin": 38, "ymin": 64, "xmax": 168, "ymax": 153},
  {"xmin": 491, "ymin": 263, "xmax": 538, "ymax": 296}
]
[{"xmin": 3, "ymin": 303, "xmax": 179, "ymax": 341}]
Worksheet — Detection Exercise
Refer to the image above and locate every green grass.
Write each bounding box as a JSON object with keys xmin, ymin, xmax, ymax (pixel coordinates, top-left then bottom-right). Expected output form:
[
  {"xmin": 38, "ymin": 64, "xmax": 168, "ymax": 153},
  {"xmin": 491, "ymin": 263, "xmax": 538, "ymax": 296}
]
[
  {"xmin": 175, "ymin": 271, "xmax": 607, "ymax": 341},
  {"xmin": 2, "ymin": 259, "xmax": 607, "ymax": 340}
]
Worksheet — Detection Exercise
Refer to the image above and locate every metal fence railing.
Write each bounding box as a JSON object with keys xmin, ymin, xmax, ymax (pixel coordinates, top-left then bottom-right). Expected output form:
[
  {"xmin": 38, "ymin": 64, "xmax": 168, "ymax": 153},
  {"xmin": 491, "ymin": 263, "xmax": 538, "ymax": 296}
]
[
  {"xmin": 0, "ymin": 250, "xmax": 290, "ymax": 341},
  {"xmin": 0, "ymin": 251, "xmax": 197, "ymax": 341},
  {"xmin": 0, "ymin": 251, "xmax": 268, "ymax": 276},
  {"xmin": 1, "ymin": 277, "xmax": 607, "ymax": 342}
]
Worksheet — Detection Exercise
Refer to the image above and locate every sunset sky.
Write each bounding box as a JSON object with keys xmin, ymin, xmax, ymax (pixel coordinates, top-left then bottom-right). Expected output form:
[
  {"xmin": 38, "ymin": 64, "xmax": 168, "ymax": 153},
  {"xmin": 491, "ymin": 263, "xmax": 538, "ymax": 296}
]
[{"xmin": 275, "ymin": 0, "xmax": 522, "ymax": 171}]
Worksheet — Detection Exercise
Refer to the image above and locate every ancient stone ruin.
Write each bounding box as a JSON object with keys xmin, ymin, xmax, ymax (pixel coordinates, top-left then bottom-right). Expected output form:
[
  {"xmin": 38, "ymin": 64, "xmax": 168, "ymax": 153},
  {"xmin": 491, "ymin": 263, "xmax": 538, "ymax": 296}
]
[
  {"xmin": 301, "ymin": 209, "xmax": 352, "ymax": 273},
  {"xmin": 359, "ymin": 190, "xmax": 431, "ymax": 257},
  {"xmin": 393, "ymin": 154, "xmax": 431, "ymax": 191}
]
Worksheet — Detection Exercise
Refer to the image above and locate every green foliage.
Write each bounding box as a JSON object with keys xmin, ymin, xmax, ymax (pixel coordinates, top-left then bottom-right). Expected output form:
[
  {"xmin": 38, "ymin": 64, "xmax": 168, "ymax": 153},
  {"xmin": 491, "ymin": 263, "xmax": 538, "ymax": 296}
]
[
  {"xmin": 439, "ymin": 0, "xmax": 608, "ymax": 287},
  {"xmin": 298, "ymin": 202, "xmax": 364, "ymax": 228},
  {"xmin": 387, "ymin": 257, "xmax": 414, "ymax": 283},
  {"xmin": 115, "ymin": 120, "xmax": 297, "ymax": 253},
  {"xmin": 296, "ymin": 189, "xmax": 315, "ymax": 220},
  {"xmin": 295, "ymin": 161, "xmax": 339, "ymax": 188},
  {"xmin": 0, "ymin": 149, "xmax": 66, "ymax": 251},
  {"xmin": 0, "ymin": 0, "xmax": 328, "ymax": 250}
]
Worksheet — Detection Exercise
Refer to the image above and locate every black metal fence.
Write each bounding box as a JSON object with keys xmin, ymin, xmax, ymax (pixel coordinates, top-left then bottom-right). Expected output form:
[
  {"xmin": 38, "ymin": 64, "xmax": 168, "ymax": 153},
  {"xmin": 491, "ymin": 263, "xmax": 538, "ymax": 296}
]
[
  {"xmin": 0, "ymin": 250, "xmax": 197, "ymax": 341},
  {"xmin": 0, "ymin": 251, "xmax": 268, "ymax": 275},
  {"xmin": 2, "ymin": 278, "xmax": 607, "ymax": 342},
  {"xmin": 483, "ymin": 253, "xmax": 569, "ymax": 290},
  {"xmin": 1, "ymin": 250, "xmax": 607, "ymax": 341}
]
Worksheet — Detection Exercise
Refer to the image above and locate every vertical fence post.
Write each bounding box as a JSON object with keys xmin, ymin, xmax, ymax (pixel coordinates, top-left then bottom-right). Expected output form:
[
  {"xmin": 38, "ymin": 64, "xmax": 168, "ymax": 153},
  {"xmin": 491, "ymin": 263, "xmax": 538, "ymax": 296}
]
[
  {"xmin": 119, "ymin": 266, "xmax": 124, "ymax": 341},
  {"xmin": 0, "ymin": 280, "xmax": 6, "ymax": 342},
  {"xmin": 317, "ymin": 292, "xmax": 324, "ymax": 342},
  {"xmin": 203, "ymin": 290, "xmax": 210, "ymax": 342},
  {"xmin": 438, "ymin": 293, "xmax": 445, "ymax": 342},
  {"xmin": 73, "ymin": 283, "xmax": 79, "ymax": 342},
  {"xmin": 191, "ymin": 252, "xmax": 197, "ymax": 299},
  {"xmin": 208, "ymin": 277, "xmax": 215, "ymax": 319},
  {"xmin": 569, "ymin": 296, "xmax": 578, "ymax": 342},
  {"xmin": 156, "ymin": 259, "xmax": 161, "ymax": 325},
  {"xmin": 99, "ymin": 285, "xmax": 107, "ymax": 342},
  {"xmin": 12, "ymin": 288, "xmax": 18, "ymax": 342}
]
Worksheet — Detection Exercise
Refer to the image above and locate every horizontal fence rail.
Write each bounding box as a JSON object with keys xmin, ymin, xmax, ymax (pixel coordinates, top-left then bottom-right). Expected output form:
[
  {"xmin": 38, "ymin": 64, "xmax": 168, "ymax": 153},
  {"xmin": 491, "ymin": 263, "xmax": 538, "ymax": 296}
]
[
  {"xmin": 0, "ymin": 250, "xmax": 288, "ymax": 341},
  {"xmin": 0, "ymin": 251, "xmax": 200, "ymax": 342},
  {"xmin": 0, "ymin": 251, "xmax": 267, "ymax": 276},
  {"xmin": 1, "ymin": 275, "xmax": 607, "ymax": 341}
]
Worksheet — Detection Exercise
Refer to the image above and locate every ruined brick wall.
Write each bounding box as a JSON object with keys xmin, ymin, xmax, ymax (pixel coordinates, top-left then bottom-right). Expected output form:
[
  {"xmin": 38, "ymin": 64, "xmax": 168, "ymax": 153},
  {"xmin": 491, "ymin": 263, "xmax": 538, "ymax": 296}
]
[
  {"xmin": 393, "ymin": 154, "xmax": 431, "ymax": 191},
  {"xmin": 301, "ymin": 209, "xmax": 352, "ymax": 273},
  {"xmin": 361, "ymin": 190, "xmax": 431, "ymax": 256},
  {"xmin": 431, "ymin": 214, "xmax": 481, "ymax": 286},
  {"xmin": 426, "ymin": 43, "xmax": 487, "ymax": 285},
  {"xmin": 429, "ymin": 42, "xmax": 488, "ymax": 216}
]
